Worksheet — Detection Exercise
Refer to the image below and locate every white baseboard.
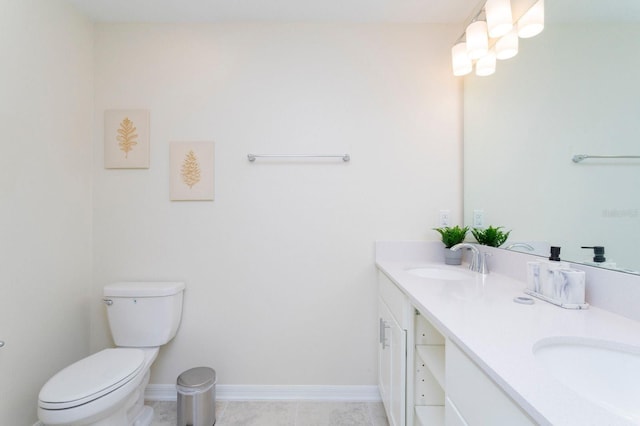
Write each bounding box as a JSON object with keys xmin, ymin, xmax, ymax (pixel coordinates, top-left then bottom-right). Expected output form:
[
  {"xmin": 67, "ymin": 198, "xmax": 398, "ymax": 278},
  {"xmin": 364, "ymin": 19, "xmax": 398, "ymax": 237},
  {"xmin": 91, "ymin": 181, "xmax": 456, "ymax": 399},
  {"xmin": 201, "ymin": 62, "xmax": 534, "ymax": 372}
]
[{"xmin": 145, "ymin": 384, "xmax": 381, "ymax": 402}]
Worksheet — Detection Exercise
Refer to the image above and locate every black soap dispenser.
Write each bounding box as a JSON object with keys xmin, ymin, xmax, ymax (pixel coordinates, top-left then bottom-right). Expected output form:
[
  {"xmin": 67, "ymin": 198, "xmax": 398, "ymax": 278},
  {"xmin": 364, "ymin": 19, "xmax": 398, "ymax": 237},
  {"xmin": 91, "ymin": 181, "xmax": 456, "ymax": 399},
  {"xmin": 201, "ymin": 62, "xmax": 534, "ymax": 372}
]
[
  {"xmin": 581, "ymin": 246, "xmax": 616, "ymax": 268},
  {"xmin": 538, "ymin": 246, "xmax": 568, "ymax": 298},
  {"xmin": 549, "ymin": 246, "xmax": 561, "ymax": 262},
  {"xmin": 581, "ymin": 246, "xmax": 606, "ymax": 263}
]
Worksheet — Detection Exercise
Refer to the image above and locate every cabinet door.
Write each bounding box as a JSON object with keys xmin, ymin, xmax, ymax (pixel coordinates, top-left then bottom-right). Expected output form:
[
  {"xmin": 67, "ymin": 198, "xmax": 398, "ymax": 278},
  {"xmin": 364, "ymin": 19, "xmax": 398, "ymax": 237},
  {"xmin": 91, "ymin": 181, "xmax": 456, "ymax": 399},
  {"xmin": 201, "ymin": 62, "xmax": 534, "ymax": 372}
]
[
  {"xmin": 445, "ymin": 397, "xmax": 468, "ymax": 426},
  {"xmin": 446, "ymin": 341, "xmax": 535, "ymax": 426},
  {"xmin": 379, "ymin": 298, "xmax": 407, "ymax": 426}
]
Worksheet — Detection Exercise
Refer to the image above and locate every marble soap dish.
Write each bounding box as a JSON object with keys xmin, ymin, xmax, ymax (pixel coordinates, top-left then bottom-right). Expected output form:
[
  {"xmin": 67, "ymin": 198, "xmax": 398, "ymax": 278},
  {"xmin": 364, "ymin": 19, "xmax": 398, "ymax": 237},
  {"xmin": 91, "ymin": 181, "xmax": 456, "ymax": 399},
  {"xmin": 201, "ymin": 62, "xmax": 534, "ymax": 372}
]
[
  {"xmin": 523, "ymin": 289, "xmax": 589, "ymax": 310},
  {"xmin": 525, "ymin": 261, "xmax": 589, "ymax": 310}
]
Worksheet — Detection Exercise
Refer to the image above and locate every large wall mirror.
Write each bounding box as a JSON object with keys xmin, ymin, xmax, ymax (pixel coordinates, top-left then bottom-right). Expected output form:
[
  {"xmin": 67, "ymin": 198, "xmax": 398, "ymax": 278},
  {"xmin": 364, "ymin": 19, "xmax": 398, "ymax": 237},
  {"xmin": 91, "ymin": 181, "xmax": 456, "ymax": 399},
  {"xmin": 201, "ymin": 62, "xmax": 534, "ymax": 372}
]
[{"xmin": 464, "ymin": 0, "xmax": 640, "ymax": 273}]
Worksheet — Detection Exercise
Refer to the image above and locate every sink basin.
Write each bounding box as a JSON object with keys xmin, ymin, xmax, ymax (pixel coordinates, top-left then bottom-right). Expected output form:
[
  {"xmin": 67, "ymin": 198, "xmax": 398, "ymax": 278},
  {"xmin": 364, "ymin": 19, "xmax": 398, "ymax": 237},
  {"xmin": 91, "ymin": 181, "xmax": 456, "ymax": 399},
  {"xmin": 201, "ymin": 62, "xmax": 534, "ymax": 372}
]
[
  {"xmin": 405, "ymin": 267, "xmax": 473, "ymax": 281},
  {"xmin": 533, "ymin": 337, "xmax": 640, "ymax": 421}
]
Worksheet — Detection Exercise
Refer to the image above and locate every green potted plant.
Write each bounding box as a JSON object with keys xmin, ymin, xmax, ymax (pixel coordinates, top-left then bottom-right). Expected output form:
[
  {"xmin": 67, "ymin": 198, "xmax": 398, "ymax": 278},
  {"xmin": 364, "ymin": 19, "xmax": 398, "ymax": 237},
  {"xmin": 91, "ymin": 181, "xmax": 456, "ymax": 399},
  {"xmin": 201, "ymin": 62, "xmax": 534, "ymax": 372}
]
[
  {"xmin": 471, "ymin": 225, "xmax": 511, "ymax": 247},
  {"xmin": 433, "ymin": 225, "xmax": 469, "ymax": 265}
]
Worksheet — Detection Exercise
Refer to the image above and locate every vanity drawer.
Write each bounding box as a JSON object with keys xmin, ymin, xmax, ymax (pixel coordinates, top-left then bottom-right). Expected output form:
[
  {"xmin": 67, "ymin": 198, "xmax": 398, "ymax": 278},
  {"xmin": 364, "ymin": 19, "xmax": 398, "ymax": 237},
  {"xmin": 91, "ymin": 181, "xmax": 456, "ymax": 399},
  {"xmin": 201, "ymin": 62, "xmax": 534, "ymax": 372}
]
[{"xmin": 446, "ymin": 340, "xmax": 535, "ymax": 426}]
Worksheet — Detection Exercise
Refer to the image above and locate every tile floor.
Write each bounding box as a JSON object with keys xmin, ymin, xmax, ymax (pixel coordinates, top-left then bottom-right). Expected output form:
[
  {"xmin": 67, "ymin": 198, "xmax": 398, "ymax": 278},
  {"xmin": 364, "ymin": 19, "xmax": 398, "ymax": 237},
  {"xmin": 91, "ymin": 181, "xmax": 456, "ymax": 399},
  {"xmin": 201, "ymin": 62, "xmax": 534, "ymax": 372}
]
[{"xmin": 149, "ymin": 400, "xmax": 390, "ymax": 426}]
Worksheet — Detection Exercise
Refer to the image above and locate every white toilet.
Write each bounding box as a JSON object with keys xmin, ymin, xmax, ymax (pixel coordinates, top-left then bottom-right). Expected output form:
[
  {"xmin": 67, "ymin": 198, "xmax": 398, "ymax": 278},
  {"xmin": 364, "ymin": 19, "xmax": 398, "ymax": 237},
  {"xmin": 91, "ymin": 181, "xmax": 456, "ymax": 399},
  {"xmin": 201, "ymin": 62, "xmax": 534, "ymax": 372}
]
[{"xmin": 38, "ymin": 281, "xmax": 185, "ymax": 426}]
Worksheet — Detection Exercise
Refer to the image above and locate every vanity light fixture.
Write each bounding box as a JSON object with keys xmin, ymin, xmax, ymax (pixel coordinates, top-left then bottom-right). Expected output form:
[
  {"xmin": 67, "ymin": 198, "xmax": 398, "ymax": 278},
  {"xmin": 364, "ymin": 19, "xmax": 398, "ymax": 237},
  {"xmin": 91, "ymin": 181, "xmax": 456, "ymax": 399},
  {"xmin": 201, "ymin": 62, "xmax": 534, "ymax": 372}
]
[
  {"xmin": 495, "ymin": 27, "xmax": 519, "ymax": 60},
  {"xmin": 476, "ymin": 49, "xmax": 497, "ymax": 76},
  {"xmin": 518, "ymin": 0, "xmax": 545, "ymax": 38},
  {"xmin": 485, "ymin": 0, "xmax": 513, "ymax": 38},
  {"xmin": 451, "ymin": 0, "xmax": 544, "ymax": 77},
  {"xmin": 452, "ymin": 41, "xmax": 473, "ymax": 76},
  {"xmin": 466, "ymin": 20, "xmax": 489, "ymax": 60}
]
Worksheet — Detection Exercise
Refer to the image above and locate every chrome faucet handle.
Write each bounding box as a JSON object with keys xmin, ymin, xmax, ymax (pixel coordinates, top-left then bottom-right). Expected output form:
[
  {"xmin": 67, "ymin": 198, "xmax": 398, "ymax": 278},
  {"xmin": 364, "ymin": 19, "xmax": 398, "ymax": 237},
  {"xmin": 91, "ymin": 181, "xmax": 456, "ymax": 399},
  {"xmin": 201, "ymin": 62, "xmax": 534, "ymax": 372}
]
[
  {"xmin": 450, "ymin": 243, "xmax": 480, "ymax": 272},
  {"xmin": 469, "ymin": 249, "xmax": 479, "ymax": 272},
  {"xmin": 479, "ymin": 252, "xmax": 492, "ymax": 275}
]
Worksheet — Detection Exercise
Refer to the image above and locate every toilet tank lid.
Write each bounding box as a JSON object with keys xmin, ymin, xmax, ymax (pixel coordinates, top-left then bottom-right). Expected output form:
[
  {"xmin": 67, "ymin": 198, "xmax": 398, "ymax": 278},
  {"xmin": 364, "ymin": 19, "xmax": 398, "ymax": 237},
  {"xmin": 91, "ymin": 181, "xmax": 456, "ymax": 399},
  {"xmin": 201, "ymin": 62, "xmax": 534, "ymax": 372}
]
[{"xmin": 104, "ymin": 281, "xmax": 185, "ymax": 297}]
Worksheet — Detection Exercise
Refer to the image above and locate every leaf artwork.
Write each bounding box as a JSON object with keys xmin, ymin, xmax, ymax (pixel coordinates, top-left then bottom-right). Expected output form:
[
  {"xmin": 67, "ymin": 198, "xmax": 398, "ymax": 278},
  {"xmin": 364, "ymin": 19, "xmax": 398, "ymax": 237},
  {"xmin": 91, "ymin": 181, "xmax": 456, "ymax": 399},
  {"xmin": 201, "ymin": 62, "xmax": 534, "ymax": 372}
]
[
  {"xmin": 181, "ymin": 150, "xmax": 201, "ymax": 189},
  {"xmin": 116, "ymin": 117, "xmax": 138, "ymax": 158}
]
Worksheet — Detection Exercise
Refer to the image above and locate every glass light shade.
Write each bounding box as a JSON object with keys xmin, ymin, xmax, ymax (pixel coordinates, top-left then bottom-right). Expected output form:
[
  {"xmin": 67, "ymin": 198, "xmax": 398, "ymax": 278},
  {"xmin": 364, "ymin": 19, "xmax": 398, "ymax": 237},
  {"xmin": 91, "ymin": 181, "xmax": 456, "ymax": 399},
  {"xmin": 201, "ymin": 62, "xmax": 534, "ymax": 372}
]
[
  {"xmin": 485, "ymin": 0, "xmax": 513, "ymax": 38},
  {"xmin": 466, "ymin": 20, "xmax": 489, "ymax": 60},
  {"xmin": 476, "ymin": 50, "xmax": 497, "ymax": 76},
  {"xmin": 496, "ymin": 28, "xmax": 519, "ymax": 60},
  {"xmin": 518, "ymin": 0, "xmax": 544, "ymax": 38},
  {"xmin": 451, "ymin": 42, "xmax": 472, "ymax": 76}
]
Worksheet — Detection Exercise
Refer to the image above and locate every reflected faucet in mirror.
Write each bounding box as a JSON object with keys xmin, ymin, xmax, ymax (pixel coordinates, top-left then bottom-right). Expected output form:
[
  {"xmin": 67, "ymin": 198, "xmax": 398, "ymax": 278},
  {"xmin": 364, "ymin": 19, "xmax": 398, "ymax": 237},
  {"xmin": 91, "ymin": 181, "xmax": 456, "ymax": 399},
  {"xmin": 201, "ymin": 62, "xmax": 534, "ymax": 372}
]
[{"xmin": 505, "ymin": 243, "xmax": 534, "ymax": 251}]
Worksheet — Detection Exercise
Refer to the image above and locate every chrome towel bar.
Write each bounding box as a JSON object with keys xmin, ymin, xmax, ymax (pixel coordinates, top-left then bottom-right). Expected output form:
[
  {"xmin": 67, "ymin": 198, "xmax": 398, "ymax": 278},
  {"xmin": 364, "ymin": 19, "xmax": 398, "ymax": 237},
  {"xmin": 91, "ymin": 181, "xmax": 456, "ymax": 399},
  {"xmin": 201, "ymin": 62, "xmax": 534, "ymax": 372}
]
[
  {"xmin": 248, "ymin": 154, "xmax": 350, "ymax": 162},
  {"xmin": 572, "ymin": 154, "xmax": 640, "ymax": 163}
]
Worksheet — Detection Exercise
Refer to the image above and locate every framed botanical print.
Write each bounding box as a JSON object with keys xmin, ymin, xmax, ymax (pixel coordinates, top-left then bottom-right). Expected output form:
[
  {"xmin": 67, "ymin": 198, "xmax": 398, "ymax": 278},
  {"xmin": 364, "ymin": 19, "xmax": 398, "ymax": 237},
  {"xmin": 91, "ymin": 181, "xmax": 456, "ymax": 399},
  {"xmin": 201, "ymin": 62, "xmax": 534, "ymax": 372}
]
[
  {"xmin": 104, "ymin": 109, "xmax": 150, "ymax": 168},
  {"xmin": 170, "ymin": 141, "xmax": 215, "ymax": 201}
]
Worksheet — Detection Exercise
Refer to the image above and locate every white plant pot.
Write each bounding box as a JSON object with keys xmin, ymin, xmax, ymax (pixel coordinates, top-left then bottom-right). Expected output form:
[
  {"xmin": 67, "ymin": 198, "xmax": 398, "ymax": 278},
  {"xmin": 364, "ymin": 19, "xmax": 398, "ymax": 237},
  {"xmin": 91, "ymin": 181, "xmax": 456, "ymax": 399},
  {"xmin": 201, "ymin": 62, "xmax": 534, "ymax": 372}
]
[{"xmin": 443, "ymin": 247, "xmax": 463, "ymax": 265}]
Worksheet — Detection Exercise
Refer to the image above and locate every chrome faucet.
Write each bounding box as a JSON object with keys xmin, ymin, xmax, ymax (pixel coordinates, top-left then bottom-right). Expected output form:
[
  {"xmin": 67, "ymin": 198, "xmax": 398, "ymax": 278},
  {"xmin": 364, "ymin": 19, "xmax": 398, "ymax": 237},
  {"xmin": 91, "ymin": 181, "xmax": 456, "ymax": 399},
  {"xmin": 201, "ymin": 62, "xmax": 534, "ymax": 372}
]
[{"xmin": 450, "ymin": 243, "xmax": 490, "ymax": 274}]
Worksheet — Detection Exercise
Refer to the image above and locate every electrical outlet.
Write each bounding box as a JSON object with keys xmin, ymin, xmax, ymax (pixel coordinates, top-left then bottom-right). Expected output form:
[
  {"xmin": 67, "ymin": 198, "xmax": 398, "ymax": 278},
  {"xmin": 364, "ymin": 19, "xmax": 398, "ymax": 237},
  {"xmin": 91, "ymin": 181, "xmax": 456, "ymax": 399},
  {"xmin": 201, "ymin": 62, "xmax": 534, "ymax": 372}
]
[
  {"xmin": 439, "ymin": 210, "xmax": 451, "ymax": 227},
  {"xmin": 473, "ymin": 209, "xmax": 484, "ymax": 227}
]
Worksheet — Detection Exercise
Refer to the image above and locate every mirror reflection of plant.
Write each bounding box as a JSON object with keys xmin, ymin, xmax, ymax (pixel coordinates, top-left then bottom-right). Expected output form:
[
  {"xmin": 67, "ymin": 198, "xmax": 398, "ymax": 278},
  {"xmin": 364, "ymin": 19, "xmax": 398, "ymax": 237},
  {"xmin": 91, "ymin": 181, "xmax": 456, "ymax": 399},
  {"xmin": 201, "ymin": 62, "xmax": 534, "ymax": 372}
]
[
  {"xmin": 433, "ymin": 225, "xmax": 469, "ymax": 248},
  {"xmin": 472, "ymin": 226, "xmax": 511, "ymax": 247}
]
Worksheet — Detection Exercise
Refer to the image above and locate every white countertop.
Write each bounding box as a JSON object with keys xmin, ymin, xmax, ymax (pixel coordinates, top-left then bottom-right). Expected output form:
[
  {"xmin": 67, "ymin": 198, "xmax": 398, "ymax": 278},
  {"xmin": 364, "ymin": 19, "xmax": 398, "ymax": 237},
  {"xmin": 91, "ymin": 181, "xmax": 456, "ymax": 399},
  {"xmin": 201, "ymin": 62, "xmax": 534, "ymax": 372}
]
[{"xmin": 376, "ymin": 251, "xmax": 640, "ymax": 425}]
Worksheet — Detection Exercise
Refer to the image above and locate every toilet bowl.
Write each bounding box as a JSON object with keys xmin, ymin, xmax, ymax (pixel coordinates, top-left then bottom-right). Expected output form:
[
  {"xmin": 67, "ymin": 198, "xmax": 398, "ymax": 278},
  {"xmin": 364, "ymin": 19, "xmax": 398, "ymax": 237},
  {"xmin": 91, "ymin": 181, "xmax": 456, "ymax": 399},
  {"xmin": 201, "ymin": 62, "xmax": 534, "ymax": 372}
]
[
  {"xmin": 38, "ymin": 282, "xmax": 184, "ymax": 426},
  {"xmin": 38, "ymin": 348, "xmax": 157, "ymax": 425}
]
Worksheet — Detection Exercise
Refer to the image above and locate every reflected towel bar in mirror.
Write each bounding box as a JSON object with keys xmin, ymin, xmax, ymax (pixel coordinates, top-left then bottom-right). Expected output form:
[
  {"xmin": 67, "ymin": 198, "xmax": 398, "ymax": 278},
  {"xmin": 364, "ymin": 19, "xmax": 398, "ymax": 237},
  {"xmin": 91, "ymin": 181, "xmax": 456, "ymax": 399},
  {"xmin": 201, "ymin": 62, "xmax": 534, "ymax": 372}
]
[{"xmin": 572, "ymin": 154, "xmax": 640, "ymax": 163}]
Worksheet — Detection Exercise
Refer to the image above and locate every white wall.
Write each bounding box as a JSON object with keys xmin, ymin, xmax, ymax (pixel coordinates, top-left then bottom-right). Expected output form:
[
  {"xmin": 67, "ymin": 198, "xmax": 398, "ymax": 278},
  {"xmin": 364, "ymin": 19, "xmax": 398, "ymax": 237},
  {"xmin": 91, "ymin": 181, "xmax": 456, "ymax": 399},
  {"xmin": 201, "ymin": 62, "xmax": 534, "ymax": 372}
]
[
  {"xmin": 92, "ymin": 23, "xmax": 463, "ymax": 387},
  {"xmin": 0, "ymin": 0, "xmax": 94, "ymax": 423}
]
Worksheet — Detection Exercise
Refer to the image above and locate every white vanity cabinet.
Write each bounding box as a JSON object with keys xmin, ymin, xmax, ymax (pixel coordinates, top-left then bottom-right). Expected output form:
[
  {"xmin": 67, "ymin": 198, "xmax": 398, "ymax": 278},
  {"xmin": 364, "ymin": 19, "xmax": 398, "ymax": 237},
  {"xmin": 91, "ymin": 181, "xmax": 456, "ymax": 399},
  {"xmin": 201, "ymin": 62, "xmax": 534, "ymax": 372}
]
[
  {"xmin": 410, "ymin": 314, "xmax": 534, "ymax": 426},
  {"xmin": 413, "ymin": 313, "xmax": 445, "ymax": 426},
  {"xmin": 378, "ymin": 268, "xmax": 535, "ymax": 426},
  {"xmin": 445, "ymin": 340, "xmax": 536, "ymax": 426},
  {"xmin": 378, "ymin": 271, "xmax": 410, "ymax": 426}
]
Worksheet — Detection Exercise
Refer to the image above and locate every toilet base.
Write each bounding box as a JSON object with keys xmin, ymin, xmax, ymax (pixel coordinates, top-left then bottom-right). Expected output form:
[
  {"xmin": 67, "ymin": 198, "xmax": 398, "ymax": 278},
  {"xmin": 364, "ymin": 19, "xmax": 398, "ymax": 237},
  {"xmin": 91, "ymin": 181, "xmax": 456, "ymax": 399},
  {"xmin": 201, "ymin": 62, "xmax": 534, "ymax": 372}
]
[
  {"xmin": 133, "ymin": 406, "xmax": 154, "ymax": 426},
  {"xmin": 83, "ymin": 405, "xmax": 153, "ymax": 426}
]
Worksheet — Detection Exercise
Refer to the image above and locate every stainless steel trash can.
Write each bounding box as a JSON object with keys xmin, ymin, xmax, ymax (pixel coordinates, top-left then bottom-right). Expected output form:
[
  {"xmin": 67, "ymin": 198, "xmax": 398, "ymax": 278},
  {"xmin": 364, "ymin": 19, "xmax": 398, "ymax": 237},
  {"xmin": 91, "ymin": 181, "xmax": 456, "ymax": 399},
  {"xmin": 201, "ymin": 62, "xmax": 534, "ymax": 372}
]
[{"xmin": 177, "ymin": 367, "xmax": 217, "ymax": 426}]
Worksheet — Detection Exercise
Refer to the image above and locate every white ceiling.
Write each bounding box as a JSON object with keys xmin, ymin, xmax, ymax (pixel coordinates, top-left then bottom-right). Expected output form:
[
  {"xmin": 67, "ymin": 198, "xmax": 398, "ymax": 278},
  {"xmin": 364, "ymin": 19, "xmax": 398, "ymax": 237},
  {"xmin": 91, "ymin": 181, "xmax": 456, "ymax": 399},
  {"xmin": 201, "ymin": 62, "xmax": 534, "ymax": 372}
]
[{"xmin": 66, "ymin": 0, "xmax": 479, "ymax": 23}]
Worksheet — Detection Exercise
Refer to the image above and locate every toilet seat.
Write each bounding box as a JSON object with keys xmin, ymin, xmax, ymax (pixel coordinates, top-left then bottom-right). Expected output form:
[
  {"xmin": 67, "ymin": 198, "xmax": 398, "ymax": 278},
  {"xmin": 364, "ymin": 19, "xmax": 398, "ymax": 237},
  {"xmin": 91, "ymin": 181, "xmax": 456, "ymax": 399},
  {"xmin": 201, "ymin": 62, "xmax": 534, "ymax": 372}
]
[{"xmin": 39, "ymin": 348, "xmax": 145, "ymax": 410}]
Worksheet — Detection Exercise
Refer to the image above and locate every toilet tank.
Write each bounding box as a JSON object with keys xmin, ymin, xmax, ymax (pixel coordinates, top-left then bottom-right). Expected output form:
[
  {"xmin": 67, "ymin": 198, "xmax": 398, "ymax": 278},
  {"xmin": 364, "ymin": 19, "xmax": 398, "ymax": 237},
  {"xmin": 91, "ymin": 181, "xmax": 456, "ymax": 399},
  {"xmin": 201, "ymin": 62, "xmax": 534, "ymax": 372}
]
[{"xmin": 103, "ymin": 282, "xmax": 185, "ymax": 347}]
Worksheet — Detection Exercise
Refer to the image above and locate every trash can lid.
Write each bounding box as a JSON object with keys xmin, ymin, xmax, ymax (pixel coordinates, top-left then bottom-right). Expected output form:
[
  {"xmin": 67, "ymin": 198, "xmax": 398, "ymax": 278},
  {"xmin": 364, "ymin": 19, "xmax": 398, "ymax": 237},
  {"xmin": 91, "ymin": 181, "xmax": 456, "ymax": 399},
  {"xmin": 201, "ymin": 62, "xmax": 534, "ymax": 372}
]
[{"xmin": 177, "ymin": 367, "xmax": 217, "ymax": 389}]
